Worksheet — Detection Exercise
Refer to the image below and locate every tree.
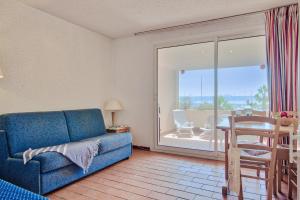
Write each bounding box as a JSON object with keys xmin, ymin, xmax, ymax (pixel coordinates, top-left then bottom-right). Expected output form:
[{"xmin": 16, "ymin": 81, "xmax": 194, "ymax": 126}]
[
  {"xmin": 218, "ymin": 96, "xmax": 234, "ymax": 110},
  {"xmin": 247, "ymin": 85, "xmax": 268, "ymax": 110},
  {"xmin": 179, "ymin": 96, "xmax": 192, "ymax": 109},
  {"xmin": 197, "ymin": 102, "xmax": 214, "ymax": 110}
]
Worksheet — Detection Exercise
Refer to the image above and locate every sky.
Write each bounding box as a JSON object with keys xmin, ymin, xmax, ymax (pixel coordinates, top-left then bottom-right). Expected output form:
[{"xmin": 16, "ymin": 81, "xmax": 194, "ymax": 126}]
[{"xmin": 179, "ymin": 65, "xmax": 268, "ymax": 97}]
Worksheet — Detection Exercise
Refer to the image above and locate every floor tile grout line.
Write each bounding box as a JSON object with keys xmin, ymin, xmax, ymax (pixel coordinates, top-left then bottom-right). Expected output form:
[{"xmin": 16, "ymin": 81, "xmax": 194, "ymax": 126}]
[
  {"xmin": 55, "ymin": 187, "xmax": 94, "ymax": 200},
  {"xmin": 110, "ymin": 166, "xmax": 184, "ymax": 183},
  {"xmin": 92, "ymin": 173, "xmax": 175, "ymax": 193},
  {"xmin": 118, "ymin": 160, "xmax": 225, "ymax": 178},
  {"xmin": 137, "ymin": 157, "xmax": 223, "ymax": 168},
  {"xmin": 123, "ymin": 161, "xmax": 224, "ymax": 178},
  {"xmin": 113, "ymin": 163, "xmax": 221, "ymax": 183},
  {"xmin": 95, "ymin": 170, "xmax": 230, "ymax": 198},
  {"xmin": 117, "ymin": 161, "xmax": 266, "ymax": 188},
  {"xmin": 74, "ymin": 180, "xmax": 142, "ymax": 200},
  {"xmin": 139, "ymin": 158, "xmax": 224, "ymax": 170},
  {"xmin": 133, "ymin": 158, "xmax": 224, "ymax": 174},
  {"xmin": 99, "ymin": 169, "xmax": 189, "ymax": 191},
  {"xmin": 107, "ymin": 167, "xmax": 218, "ymax": 189},
  {"xmin": 109, "ymin": 165, "xmax": 222, "ymax": 188},
  {"xmin": 94, "ymin": 174, "xmax": 205, "ymax": 199},
  {"xmin": 83, "ymin": 178, "xmax": 188, "ymax": 200},
  {"xmin": 64, "ymin": 186, "xmax": 122, "ymax": 200},
  {"xmin": 108, "ymin": 163, "xmax": 269, "ymax": 197},
  {"xmin": 134, "ymin": 158, "xmax": 214, "ymax": 170}
]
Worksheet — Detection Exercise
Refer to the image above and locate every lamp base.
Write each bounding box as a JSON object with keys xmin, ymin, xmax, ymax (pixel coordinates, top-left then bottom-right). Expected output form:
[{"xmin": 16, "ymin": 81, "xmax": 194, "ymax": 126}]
[{"xmin": 111, "ymin": 111, "xmax": 116, "ymax": 127}]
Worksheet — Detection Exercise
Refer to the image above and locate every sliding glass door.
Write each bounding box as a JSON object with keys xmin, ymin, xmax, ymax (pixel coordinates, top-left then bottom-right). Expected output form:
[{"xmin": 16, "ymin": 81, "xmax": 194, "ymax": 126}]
[
  {"xmin": 217, "ymin": 36, "xmax": 267, "ymax": 152},
  {"xmin": 156, "ymin": 35, "xmax": 268, "ymax": 158},
  {"xmin": 157, "ymin": 42, "xmax": 215, "ymax": 152}
]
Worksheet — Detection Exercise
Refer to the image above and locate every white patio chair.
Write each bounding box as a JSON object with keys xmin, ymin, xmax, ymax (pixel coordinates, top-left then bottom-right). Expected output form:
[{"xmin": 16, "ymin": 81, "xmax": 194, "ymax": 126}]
[{"xmin": 173, "ymin": 110, "xmax": 194, "ymax": 135}]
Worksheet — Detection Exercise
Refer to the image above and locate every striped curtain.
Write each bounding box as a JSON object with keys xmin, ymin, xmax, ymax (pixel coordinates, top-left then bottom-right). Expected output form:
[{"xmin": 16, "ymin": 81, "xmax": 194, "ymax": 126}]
[{"xmin": 265, "ymin": 5, "xmax": 298, "ymax": 112}]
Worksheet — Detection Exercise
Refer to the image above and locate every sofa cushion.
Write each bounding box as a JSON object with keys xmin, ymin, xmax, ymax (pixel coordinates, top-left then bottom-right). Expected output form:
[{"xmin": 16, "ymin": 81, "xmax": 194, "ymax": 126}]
[
  {"xmin": 4, "ymin": 112, "xmax": 70, "ymax": 155},
  {"xmin": 14, "ymin": 152, "xmax": 72, "ymax": 174},
  {"xmin": 96, "ymin": 133, "xmax": 132, "ymax": 154},
  {"xmin": 64, "ymin": 109, "xmax": 106, "ymax": 141},
  {"xmin": 14, "ymin": 133, "xmax": 132, "ymax": 173}
]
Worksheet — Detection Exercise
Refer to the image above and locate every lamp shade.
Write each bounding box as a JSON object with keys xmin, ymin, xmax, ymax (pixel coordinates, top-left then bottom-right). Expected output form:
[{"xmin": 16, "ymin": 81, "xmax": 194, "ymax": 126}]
[
  {"xmin": 0, "ymin": 67, "xmax": 3, "ymax": 79},
  {"xmin": 104, "ymin": 99, "xmax": 123, "ymax": 111}
]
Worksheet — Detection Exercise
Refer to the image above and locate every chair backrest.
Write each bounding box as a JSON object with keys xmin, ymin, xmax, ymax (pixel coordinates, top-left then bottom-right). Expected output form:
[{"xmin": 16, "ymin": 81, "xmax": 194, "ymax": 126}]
[
  {"xmin": 289, "ymin": 120, "xmax": 300, "ymax": 163},
  {"xmin": 271, "ymin": 111, "xmax": 298, "ymax": 118},
  {"xmin": 232, "ymin": 109, "xmax": 267, "ymax": 117},
  {"xmin": 229, "ymin": 114, "xmax": 280, "ymax": 152},
  {"xmin": 231, "ymin": 109, "xmax": 267, "ymax": 144},
  {"xmin": 173, "ymin": 110, "xmax": 187, "ymax": 128}
]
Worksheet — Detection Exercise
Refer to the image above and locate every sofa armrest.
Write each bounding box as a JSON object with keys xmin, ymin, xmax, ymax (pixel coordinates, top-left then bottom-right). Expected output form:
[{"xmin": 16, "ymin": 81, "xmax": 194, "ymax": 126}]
[
  {"xmin": 0, "ymin": 131, "xmax": 41, "ymax": 194},
  {"xmin": 3, "ymin": 158, "xmax": 41, "ymax": 194},
  {"xmin": 0, "ymin": 131, "xmax": 9, "ymax": 162}
]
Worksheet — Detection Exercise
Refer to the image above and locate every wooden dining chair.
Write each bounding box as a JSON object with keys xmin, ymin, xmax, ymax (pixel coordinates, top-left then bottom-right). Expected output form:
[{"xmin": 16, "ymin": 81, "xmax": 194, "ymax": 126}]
[
  {"xmin": 288, "ymin": 129, "xmax": 299, "ymax": 199},
  {"xmin": 229, "ymin": 115, "xmax": 281, "ymax": 200},
  {"xmin": 274, "ymin": 118, "xmax": 298, "ymax": 195},
  {"xmin": 288, "ymin": 154, "xmax": 298, "ymax": 199},
  {"xmin": 270, "ymin": 111, "xmax": 298, "ymax": 195},
  {"xmin": 232, "ymin": 110, "xmax": 268, "ymax": 177},
  {"xmin": 233, "ymin": 109, "xmax": 267, "ymax": 117}
]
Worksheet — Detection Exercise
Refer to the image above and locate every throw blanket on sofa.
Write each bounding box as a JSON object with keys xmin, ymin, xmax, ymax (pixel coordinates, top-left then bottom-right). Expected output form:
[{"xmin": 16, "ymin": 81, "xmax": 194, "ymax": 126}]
[{"xmin": 23, "ymin": 138, "xmax": 101, "ymax": 173}]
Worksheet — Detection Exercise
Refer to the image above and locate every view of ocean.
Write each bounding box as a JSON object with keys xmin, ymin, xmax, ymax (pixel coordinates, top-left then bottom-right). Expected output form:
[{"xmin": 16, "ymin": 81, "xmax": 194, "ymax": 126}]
[{"xmin": 180, "ymin": 96, "xmax": 255, "ymax": 107}]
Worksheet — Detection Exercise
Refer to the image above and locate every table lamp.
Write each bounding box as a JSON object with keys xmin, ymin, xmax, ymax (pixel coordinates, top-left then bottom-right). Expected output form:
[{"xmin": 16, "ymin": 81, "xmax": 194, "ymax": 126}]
[
  {"xmin": 0, "ymin": 67, "xmax": 3, "ymax": 79},
  {"xmin": 104, "ymin": 99, "xmax": 123, "ymax": 127}
]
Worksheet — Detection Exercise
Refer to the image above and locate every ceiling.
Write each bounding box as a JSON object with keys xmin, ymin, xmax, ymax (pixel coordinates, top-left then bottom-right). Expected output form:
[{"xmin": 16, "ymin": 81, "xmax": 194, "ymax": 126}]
[
  {"xmin": 18, "ymin": 0, "xmax": 297, "ymax": 38},
  {"xmin": 158, "ymin": 36, "xmax": 266, "ymax": 70}
]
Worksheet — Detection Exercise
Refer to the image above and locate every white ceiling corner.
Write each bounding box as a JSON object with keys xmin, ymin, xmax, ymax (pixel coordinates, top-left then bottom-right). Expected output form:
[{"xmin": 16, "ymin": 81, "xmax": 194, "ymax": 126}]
[{"xmin": 18, "ymin": 0, "xmax": 298, "ymax": 38}]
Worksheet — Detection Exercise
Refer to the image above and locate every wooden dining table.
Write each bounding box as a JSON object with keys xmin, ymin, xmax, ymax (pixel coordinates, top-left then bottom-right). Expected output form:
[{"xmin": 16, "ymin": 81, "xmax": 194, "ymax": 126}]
[{"xmin": 216, "ymin": 117, "xmax": 295, "ymax": 195}]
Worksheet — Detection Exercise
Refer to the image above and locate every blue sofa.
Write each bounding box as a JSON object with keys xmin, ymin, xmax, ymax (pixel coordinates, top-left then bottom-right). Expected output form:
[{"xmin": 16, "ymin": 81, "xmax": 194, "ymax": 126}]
[{"xmin": 0, "ymin": 108, "xmax": 132, "ymax": 195}]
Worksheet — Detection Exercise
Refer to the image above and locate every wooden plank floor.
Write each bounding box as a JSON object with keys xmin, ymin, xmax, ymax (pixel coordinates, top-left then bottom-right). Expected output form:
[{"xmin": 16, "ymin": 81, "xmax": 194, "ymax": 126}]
[{"xmin": 47, "ymin": 149, "xmax": 293, "ymax": 200}]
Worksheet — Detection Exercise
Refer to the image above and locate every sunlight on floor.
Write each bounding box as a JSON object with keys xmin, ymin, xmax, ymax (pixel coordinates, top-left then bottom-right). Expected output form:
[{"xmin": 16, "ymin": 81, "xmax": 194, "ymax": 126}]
[{"xmin": 159, "ymin": 130, "xmax": 225, "ymax": 151}]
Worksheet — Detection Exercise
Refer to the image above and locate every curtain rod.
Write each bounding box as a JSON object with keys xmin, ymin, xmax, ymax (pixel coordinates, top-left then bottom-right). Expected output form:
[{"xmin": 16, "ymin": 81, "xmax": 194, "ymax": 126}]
[{"xmin": 134, "ymin": 3, "xmax": 298, "ymax": 36}]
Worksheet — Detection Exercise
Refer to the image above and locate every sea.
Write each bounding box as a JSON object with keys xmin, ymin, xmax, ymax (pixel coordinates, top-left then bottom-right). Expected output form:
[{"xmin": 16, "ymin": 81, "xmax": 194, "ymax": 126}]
[{"xmin": 179, "ymin": 96, "xmax": 255, "ymax": 108}]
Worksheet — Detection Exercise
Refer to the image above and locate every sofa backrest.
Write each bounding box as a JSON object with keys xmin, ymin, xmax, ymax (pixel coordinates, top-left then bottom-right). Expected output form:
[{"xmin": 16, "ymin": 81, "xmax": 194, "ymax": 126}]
[
  {"xmin": 0, "ymin": 116, "xmax": 4, "ymax": 131},
  {"xmin": 64, "ymin": 109, "xmax": 106, "ymax": 141},
  {"xmin": 4, "ymin": 111, "xmax": 70, "ymax": 155}
]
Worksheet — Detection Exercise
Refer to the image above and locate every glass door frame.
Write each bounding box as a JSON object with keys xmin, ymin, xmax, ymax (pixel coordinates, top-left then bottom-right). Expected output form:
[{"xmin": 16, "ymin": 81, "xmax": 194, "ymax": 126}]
[{"xmin": 153, "ymin": 32, "xmax": 265, "ymax": 160}]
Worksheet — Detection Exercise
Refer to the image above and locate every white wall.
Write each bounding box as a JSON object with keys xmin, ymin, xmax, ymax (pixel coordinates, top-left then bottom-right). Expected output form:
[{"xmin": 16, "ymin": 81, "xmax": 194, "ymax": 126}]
[
  {"xmin": 112, "ymin": 36, "xmax": 154, "ymax": 147},
  {"xmin": 0, "ymin": 0, "xmax": 113, "ymax": 123},
  {"xmin": 112, "ymin": 13, "xmax": 266, "ymax": 148}
]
